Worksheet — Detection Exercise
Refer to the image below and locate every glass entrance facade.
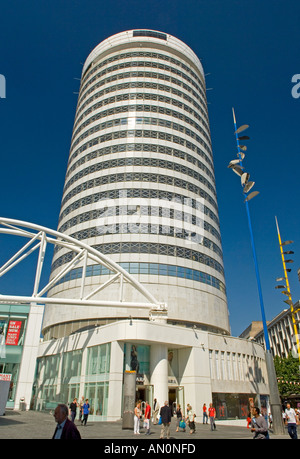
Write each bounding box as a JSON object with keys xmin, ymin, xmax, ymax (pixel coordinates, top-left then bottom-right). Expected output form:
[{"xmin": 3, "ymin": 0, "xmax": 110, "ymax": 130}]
[
  {"xmin": 34, "ymin": 343, "xmax": 110, "ymax": 420},
  {"xmin": 0, "ymin": 304, "xmax": 29, "ymax": 408}
]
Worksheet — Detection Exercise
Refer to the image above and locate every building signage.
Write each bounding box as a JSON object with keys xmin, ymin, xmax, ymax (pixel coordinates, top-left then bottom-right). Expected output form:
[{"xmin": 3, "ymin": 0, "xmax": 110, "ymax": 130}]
[
  {"xmin": 136, "ymin": 375, "xmax": 144, "ymax": 385},
  {"xmin": 5, "ymin": 321, "xmax": 22, "ymax": 345},
  {"xmin": 0, "ymin": 374, "xmax": 12, "ymax": 381}
]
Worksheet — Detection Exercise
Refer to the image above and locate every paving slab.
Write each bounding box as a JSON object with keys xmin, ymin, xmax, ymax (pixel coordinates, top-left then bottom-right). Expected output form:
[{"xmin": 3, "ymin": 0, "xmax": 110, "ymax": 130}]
[{"xmin": 0, "ymin": 409, "xmax": 291, "ymax": 441}]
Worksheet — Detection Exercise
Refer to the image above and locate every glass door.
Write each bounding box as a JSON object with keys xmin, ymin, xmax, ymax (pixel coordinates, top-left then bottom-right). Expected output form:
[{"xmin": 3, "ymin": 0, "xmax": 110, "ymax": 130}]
[
  {"xmin": 176, "ymin": 386, "xmax": 185, "ymax": 415},
  {"xmin": 67, "ymin": 384, "xmax": 79, "ymax": 406}
]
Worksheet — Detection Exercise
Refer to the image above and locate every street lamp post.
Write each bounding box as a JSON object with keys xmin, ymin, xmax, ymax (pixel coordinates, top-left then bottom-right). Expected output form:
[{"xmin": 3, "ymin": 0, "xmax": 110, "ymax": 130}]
[
  {"xmin": 275, "ymin": 217, "xmax": 300, "ymax": 370},
  {"xmin": 228, "ymin": 108, "xmax": 285, "ymax": 435}
]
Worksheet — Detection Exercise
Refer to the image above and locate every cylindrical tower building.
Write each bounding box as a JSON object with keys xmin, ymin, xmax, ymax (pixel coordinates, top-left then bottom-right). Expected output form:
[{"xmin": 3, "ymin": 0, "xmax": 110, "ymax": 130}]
[
  {"xmin": 42, "ymin": 29, "xmax": 230, "ymax": 338},
  {"xmin": 35, "ymin": 30, "xmax": 270, "ymax": 423}
]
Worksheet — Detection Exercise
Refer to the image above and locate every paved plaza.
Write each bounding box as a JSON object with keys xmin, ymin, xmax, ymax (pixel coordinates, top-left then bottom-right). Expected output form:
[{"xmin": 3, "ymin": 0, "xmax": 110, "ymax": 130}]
[{"xmin": 0, "ymin": 409, "xmax": 292, "ymax": 440}]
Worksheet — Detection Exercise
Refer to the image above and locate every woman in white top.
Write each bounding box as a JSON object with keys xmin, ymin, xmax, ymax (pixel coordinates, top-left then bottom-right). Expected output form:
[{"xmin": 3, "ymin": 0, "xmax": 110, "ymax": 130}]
[{"xmin": 134, "ymin": 402, "xmax": 141, "ymax": 434}]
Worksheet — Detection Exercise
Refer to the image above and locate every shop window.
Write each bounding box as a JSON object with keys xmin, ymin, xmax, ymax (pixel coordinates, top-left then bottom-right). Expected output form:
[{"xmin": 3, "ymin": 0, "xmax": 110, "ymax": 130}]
[{"xmin": 86, "ymin": 343, "xmax": 111, "ymax": 375}]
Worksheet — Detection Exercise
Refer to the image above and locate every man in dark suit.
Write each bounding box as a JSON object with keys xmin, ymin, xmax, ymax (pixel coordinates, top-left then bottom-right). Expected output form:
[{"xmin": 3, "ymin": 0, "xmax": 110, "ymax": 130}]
[
  {"xmin": 52, "ymin": 404, "xmax": 81, "ymax": 439},
  {"xmin": 159, "ymin": 401, "xmax": 172, "ymax": 439}
]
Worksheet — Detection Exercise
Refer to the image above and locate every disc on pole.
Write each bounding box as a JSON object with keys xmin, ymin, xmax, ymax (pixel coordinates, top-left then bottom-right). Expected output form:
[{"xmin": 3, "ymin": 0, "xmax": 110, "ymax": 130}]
[
  {"xmin": 243, "ymin": 181, "xmax": 255, "ymax": 194},
  {"xmin": 231, "ymin": 165, "xmax": 244, "ymax": 176},
  {"xmin": 234, "ymin": 124, "xmax": 249, "ymax": 134},
  {"xmin": 228, "ymin": 159, "xmax": 240, "ymax": 167},
  {"xmin": 241, "ymin": 172, "xmax": 250, "ymax": 186},
  {"xmin": 244, "ymin": 190, "xmax": 259, "ymax": 202}
]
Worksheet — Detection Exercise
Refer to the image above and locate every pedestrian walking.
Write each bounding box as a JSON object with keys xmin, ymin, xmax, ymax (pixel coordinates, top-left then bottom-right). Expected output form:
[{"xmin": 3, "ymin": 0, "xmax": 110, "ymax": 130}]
[
  {"xmin": 159, "ymin": 401, "xmax": 172, "ymax": 439},
  {"xmin": 78, "ymin": 396, "xmax": 84, "ymax": 423},
  {"xmin": 52, "ymin": 404, "xmax": 81, "ymax": 439},
  {"xmin": 81, "ymin": 399, "xmax": 90, "ymax": 426},
  {"xmin": 186, "ymin": 404, "xmax": 196, "ymax": 434},
  {"xmin": 250, "ymin": 406, "xmax": 269, "ymax": 439},
  {"xmin": 285, "ymin": 403, "xmax": 298, "ymax": 439},
  {"xmin": 246, "ymin": 412, "xmax": 252, "ymax": 429},
  {"xmin": 69, "ymin": 398, "xmax": 78, "ymax": 423},
  {"xmin": 203, "ymin": 403, "xmax": 208, "ymax": 424},
  {"xmin": 208, "ymin": 403, "xmax": 216, "ymax": 431},
  {"xmin": 134, "ymin": 402, "xmax": 141, "ymax": 434},
  {"xmin": 152, "ymin": 398, "xmax": 160, "ymax": 424},
  {"xmin": 175, "ymin": 404, "xmax": 184, "ymax": 432},
  {"xmin": 144, "ymin": 401, "xmax": 151, "ymax": 435},
  {"xmin": 268, "ymin": 412, "xmax": 272, "ymax": 429}
]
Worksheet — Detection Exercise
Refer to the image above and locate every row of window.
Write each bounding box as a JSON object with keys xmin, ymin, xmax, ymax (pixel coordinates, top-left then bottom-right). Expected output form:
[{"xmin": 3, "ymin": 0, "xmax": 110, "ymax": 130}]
[
  {"xmin": 59, "ymin": 187, "xmax": 220, "ymax": 231},
  {"xmin": 65, "ymin": 141, "xmax": 215, "ymax": 189},
  {"xmin": 76, "ymin": 69, "xmax": 208, "ymax": 129},
  {"xmin": 70, "ymin": 129, "xmax": 213, "ymax": 183},
  {"xmin": 51, "ymin": 262, "xmax": 225, "ymax": 294},
  {"xmin": 72, "ymin": 95, "xmax": 211, "ymax": 152},
  {"xmin": 61, "ymin": 171, "xmax": 218, "ymax": 212},
  {"xmin": 37, "ymin": 344, "xmax": 111, "ymax": 379},
  {"xmin": 63, "ymin": 156, "xmax": 216, "ymax": 200},
  {"xmin": 58, "ymin": 204, "xmax": 221, "ymax": 244},
  {"xmin": 132, "ymin": 30, "xmax": 167, "ymax": 40},
  {"xmin": 80, "ymin": 58, "xmax": 206, "ymax": 111},
  {"xmin": 51, "ymin": 242, "xmax": 224, "ymax": 276},
  {"xmin": 56, "ymin": 221, "xmax": 223, "ymax": 259},
  {"xmin": 71, "ymin": 103, "xmax": 212, "ymax": 161},
  {"xmin": 73, "ymin": 80, "xmax": 210, "ymax": 136},
  {"xmin": 68, "ymin": 104, "xmax": 213, "ymax": 171},
  {"xmin": 82, "ymin": 49, "xmax": 205, "ymax": 94}
]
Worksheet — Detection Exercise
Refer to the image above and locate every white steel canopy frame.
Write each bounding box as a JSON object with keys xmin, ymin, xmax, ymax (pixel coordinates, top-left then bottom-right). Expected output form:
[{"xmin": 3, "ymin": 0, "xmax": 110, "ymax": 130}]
[{"xmin": 0, "ymin": 217, "xmax": 167, "ymax": 313}]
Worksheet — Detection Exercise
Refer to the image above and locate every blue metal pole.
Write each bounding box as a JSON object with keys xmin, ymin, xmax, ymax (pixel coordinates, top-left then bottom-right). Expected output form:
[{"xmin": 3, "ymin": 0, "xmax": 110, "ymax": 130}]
[{"xmin": 232, "ymin": 109, "xmax": 271, "ymax": 351}]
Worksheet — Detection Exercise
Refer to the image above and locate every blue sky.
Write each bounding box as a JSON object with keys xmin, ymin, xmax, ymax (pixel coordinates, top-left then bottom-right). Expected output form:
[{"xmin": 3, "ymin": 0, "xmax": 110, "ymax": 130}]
[{"xmin": 0, "ymin": 0, "xmax": 299, "ymax": 336}]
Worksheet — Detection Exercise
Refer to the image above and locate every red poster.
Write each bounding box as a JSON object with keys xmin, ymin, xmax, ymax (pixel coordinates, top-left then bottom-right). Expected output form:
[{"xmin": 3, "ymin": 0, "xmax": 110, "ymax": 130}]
[
  {"xmin": 0, "ymin": 374, "xmax": 12, "ymax": 381},
  {"xmin": 5, "ymin": 321, "xmax": 22, "ymax": 345}
]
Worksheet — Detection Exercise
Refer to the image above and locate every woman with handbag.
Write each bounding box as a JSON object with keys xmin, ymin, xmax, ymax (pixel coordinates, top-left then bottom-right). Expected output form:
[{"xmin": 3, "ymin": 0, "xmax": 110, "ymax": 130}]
[{"xmin": 175, "ymin": 404, "xmax": 185, "ymax": 432}]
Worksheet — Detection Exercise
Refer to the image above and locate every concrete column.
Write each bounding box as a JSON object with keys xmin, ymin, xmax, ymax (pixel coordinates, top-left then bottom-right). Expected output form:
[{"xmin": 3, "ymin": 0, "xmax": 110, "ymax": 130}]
[
  {"xmin": 265, "ymin": 350, "xmax": 285, "ymax": 435},
  {"xmin": 14, "ymin": 303, "xmax": 44, "ymax": 410},
  {"xmin": 124, "ymin": 343, "xmax": 131, "ymax": 371},
  {"xmin": 122, "ymin": 370, "xmax": 136, "ymax": 430},
  {"xmin": 79, "ymin": 346, "xmax": 88, "ymax": 402},
  {"xmin": 150, "ymin": 343, "xmax": 168, "ymax": 408},
  {"xmin": 107, "ymin": 341, "xmax": 124, "ymax": 421},
  {"xmin": 179, "ymin": 344, "xmax": 211, "ymax": 419}
]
